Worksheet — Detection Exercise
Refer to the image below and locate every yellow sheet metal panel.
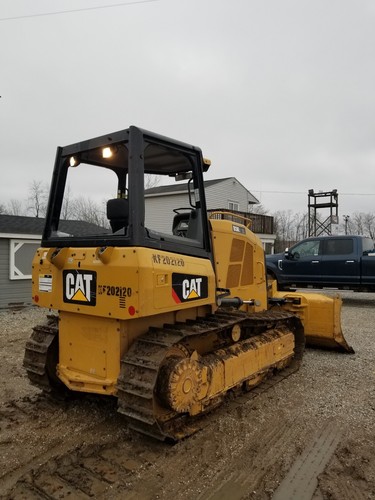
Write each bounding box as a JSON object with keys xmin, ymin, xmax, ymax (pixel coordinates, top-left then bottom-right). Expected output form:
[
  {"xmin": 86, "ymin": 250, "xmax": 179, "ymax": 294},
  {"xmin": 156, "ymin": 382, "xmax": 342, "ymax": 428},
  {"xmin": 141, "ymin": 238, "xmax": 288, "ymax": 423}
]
[
  {"xmin": 148, "ymin": 248, "xmax": 216, "ymax": 310},
  {"xmin": 32, "ymin": 247, "xmax": 139, "ymax": 319},
  {"xmin": 241, "ymin": 243, "xmax": 254, "ymax": 286},
  {"xmin": 58, "ymin": 311, "xmax": 121, "ymax": 395},
  {"xmin": 229, "ymin": 238, "xmax": 245, "ymax": 261},
  {"xmin": 32, "ymin": 246, "xmax": 216, "ymax": 320},
  {"xmin": 210, "ymin": 219, "xmax": 267, "ymax": 312}
]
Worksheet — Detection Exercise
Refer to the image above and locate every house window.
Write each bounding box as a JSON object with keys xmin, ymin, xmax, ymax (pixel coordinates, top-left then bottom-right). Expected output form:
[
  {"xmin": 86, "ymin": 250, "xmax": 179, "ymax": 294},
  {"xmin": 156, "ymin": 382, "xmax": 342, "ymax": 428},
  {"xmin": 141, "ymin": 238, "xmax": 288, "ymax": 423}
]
[
  {"xmin": 228, "ymin": 201, "xmax": 239, "ymax": 211},
  {"xmin": 9, "ymin": 239, "xmax": 40, "ymax": 280}
]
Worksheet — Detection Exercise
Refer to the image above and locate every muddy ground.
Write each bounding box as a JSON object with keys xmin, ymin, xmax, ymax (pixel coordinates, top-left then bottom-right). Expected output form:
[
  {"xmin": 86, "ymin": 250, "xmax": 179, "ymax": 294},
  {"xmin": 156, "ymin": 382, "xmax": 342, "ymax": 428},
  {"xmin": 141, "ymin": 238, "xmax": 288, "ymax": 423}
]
[{"xmin": 0, "ymin": 292, "xmax": 374, "ymax": 499}]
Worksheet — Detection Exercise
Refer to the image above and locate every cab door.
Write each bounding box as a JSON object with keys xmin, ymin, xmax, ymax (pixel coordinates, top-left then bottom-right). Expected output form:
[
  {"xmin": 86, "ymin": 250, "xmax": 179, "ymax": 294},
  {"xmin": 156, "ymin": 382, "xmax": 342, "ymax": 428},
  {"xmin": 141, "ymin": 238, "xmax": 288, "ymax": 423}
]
[
  {"xmin": 320, "ymin": 238, "xmax": 360, "ymax": 284},
  {"xmin": 281, "ymin": 238, "xmax": 322, "ymax": 284}
]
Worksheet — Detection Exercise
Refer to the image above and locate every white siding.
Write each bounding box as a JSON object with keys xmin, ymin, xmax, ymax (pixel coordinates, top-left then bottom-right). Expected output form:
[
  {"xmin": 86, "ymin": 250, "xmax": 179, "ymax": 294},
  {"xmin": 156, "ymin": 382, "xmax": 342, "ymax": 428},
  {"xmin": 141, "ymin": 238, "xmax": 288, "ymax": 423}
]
[
  {"xmin": 144, "ymin": 178, "xmax": 259, "ymax": 234},
  {"xmin": 143, "ymin": 177, "xmax": 276, "ymax": 249},
  {"xmin": 205, "ymin": 178, "xmax": 255, "ymax": 212},
  {"xmin": 145, "ymin": 193, "xmax": 191, "ymax": 234},
  {"xmin": 145, "ymin": 177, "xmax": 258, "ymax": 234}
]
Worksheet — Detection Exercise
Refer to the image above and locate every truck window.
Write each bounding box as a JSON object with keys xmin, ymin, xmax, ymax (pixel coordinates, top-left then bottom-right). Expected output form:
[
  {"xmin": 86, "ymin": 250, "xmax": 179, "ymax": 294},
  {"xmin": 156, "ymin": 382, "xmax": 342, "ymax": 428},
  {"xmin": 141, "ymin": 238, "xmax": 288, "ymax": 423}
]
[
  {"xmin": 325, "ymin": 239, "xmax": 353, "ymax": 255},
  {"xmin": 362, "ymin": 238, "xmax": 375, "ymax": 255},
  {"xmin": 291, "ymin": 239, "xmax": 320, "ymax": 258}
]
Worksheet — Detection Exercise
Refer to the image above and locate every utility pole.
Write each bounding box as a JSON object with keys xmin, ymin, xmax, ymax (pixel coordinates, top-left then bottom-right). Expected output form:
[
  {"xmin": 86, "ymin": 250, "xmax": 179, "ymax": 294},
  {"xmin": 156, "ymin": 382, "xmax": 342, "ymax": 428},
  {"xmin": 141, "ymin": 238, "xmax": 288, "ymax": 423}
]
[{"xmin": 343, "ymin": 215, "xmax": 350, "ymax": 235}]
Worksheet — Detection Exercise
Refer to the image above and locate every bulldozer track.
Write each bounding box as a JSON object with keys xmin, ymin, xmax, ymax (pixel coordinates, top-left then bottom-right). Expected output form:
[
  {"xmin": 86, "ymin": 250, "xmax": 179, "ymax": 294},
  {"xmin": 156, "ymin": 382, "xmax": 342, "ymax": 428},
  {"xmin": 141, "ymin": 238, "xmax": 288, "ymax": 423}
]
[
  {"xmin": 23, "ymin": 315, "xmax": 61, "ymax": 393},
  {"xmin": 117, "ymin": 309, "xmax": 305, "ymax": 440},
  {"xmin": 21, "ymin": 309, "xmax": 303, "ymax": 443}
]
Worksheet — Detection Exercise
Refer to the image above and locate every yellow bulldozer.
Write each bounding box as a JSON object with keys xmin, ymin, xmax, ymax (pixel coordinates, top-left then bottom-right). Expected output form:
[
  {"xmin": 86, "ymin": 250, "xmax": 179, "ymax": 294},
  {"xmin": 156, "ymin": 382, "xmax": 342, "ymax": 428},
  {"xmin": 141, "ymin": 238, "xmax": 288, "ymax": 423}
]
[{"xmin": 24, "ymin": 126, "xmax": 353, "ymax": 440}]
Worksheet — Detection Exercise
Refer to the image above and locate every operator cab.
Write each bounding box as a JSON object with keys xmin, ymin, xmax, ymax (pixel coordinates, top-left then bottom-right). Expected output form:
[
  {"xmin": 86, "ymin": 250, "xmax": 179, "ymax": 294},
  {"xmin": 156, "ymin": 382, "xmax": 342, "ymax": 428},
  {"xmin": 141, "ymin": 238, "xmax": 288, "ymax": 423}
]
[{"xmin": 42, "ymin": 126, "xmax": 212, "ymax": 259}]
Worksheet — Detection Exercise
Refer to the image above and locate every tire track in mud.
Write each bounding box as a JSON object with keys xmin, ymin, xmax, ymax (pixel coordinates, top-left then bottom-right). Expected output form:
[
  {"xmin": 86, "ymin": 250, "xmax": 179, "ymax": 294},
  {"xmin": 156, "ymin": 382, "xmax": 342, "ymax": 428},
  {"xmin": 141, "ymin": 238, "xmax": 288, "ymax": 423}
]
[
  {"xmin": 0, "ymin": 363, "xmax": 305, "ymax": 499},
  {"xmin": 272, "ymin": 422, "xmax": 342, "ymax": 500},
  {"xmin": 195, "ymin": 417, "xmax": 303, "ymax": 500},
  {"xmin": 5, "ymin": 440, "xmax": 163, "ymax": 500},
  {"xmin": 0, "ymin": 393, "xmax": 161, "ymax": 498},
  {"xmin": 320, "ymin": 479, "xmax": 370, "ymax": 500},
  {"xmin": 4, "ymin": 349, "xmax": 366, "ymax": 500},
  {"xmin": 317, "ymin": 439, "xmax": 375, "ymax": 500},
  {"xmin": 118, "ymin": 393, "xmax": 310, "ymax": 500},
  {"xmin": 10, "ymin": 441, "xmax": 163, "ymax": 499}
]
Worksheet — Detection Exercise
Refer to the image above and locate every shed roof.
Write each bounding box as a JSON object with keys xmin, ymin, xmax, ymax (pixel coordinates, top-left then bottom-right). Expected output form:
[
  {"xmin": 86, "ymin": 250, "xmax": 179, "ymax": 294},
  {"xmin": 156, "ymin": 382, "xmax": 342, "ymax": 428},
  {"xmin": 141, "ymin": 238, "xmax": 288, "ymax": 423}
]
[{"xmin": 0, "ymin": 215, "xmax": 108, "ymax": 237}]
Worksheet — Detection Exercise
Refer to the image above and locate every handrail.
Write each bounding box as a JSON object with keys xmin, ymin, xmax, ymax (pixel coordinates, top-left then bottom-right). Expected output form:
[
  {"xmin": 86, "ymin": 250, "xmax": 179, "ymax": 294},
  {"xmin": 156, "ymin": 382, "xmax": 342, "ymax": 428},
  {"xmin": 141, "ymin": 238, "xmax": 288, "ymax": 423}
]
[{"xmin": 208, "ymin": 210, "xmax": 252, "ymax": 229}]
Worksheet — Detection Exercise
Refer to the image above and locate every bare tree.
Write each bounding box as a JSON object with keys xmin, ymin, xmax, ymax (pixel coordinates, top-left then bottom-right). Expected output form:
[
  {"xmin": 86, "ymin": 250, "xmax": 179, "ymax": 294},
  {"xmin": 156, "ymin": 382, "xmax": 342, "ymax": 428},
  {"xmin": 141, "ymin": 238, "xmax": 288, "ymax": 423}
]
[
  {"xmin": 273, "ymin": 210, "xmax": 296, "ymax": 252},
  {"xmin": 249, "ymin": 204, "xmax": 269, "ymax": 215},
  {"xmin": 363, "ymin": 213, "xmax": 375, "ymax": 239},
  {"xmin": 61, "ymin": 183, "xmax": 72, "ymax": 220},
  {"xmin": 70, "ymin": 196, "xmax": 108, "ymax": 227},
  {"xmin": 350, "ymin": 212, "xmax": 375, "ymax": 239},
  {"xmin": 272, "ymin": 210, "xmax": 375, "ymax": 253},
  {"xmin": 295, "ymin": 213, "xmax": 309, "ymax": 241},
  {"xmin": 0, "ymin": 203, "xmax": 6, "ymax": 214},
  {"xmin": 340, "ymin": 215, "xmax": 355, "ymax": 236},
  {"xmin": 7, "ymin": 199, "xmax": 24, "ymax": 215},
  {"xmin": 27, "ymin": 180, "xmax": 48, "ymax": 217},
  {"xmin": 273, "ymin": 210, "xmax": 309, "ymax": 252},
  {"xmin": 145, "ymin": 174, "xmax": 160, "ymax": 189}
]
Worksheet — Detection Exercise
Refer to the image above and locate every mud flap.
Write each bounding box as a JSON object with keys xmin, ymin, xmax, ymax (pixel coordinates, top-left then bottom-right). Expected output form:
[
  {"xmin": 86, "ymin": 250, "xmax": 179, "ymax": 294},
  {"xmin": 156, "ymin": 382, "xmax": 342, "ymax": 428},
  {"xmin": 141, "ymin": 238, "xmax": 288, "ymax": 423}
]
[{"xmin": 268, "ymin": 282, "xmax": 354, "ymax": 353}]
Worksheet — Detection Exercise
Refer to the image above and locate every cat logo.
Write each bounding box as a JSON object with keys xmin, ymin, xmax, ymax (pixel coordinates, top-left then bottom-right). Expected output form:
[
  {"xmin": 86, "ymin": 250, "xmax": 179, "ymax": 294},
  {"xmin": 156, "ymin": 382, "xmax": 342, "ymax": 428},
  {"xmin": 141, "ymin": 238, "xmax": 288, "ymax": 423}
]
[
  {"xmin": 172, "ymin": 273, "xmax": 208, "ymax": 303},
  {"xmin": 63, "ymin": 270, "xmax": 97, "ymax": 306}
]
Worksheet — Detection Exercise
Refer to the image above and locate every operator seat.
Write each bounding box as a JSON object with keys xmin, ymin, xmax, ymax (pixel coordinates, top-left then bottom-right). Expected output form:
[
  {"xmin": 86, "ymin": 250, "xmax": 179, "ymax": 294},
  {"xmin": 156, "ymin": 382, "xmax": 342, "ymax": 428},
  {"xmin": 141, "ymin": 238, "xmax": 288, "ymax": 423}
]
[
  {"xmin": 172, "ymin": 209, "xmax": 202, "ymax": 240},
  {"xmin": 186, "ymin": 209, "xmax": 202, "ymax": 240},
  {"xmin": 172, "ymin": 212, "xmax": 190, "ymax": 237},
  {"xmin": 107, "ymin": 198, "xmax": 129, "ymax": 233}
]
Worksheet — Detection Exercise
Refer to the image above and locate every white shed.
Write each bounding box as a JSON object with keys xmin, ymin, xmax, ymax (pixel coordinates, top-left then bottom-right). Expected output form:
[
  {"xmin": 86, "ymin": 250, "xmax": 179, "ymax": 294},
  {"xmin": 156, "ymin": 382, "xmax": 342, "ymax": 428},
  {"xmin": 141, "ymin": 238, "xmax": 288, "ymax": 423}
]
[{"xmin": 0, "ymin": 215, "xmax": 108, "ymax": 309}]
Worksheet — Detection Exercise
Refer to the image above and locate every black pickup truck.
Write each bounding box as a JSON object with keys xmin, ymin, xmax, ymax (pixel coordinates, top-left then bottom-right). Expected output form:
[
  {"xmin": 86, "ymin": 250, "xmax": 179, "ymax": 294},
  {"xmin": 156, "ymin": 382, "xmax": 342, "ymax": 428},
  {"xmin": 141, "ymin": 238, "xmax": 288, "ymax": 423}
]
[{"xmin": 266, "ymin": 235, "xmax": 375, "ymax": 291}]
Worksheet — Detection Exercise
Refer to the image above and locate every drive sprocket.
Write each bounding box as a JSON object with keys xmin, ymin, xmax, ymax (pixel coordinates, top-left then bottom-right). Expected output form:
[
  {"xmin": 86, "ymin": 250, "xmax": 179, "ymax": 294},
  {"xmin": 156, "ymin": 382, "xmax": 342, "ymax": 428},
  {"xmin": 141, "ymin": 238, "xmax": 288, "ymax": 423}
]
[{"xmin": 159, "ymin": 356, "xmax": 202, "ymax": 413}]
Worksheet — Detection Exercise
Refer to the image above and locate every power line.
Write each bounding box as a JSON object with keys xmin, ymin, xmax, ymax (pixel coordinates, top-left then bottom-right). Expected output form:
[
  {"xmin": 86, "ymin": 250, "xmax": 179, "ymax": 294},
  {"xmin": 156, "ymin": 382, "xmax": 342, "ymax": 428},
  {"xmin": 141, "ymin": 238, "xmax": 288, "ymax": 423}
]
[
  {"xmin": 0, "ymin": 0, "xmax": 159, "ymax": 22},
  {"xmin": 253, "ymin": 190, "xmax": 305, "ymax": 195},
  {"xmin": 341, "ymin": 193, "xmax": 375, "ymax": 196},
  {"xmin": 252, "ymin": 190, "xmax": 375, "ymax": 196}
]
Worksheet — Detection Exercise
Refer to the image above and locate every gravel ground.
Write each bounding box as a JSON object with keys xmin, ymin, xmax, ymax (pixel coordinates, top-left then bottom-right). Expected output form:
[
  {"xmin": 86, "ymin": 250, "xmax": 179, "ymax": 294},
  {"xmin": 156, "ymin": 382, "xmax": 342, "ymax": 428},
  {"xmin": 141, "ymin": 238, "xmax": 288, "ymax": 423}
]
[{"xmin": 0, "ymin": 291, "xmax": 374, "ymax": 499}]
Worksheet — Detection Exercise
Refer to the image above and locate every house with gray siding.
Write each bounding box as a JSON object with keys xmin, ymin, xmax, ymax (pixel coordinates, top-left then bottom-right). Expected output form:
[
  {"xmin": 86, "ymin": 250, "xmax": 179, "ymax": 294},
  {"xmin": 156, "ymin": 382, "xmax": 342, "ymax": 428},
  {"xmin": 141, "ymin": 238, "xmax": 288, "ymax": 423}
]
[
  {"xmin": 0, "ymin": 215, "xmax": 107, "ymax": 309},
  {"xmin": 145, "ymin": 177, "xmax": 276, "ymax": 251}
]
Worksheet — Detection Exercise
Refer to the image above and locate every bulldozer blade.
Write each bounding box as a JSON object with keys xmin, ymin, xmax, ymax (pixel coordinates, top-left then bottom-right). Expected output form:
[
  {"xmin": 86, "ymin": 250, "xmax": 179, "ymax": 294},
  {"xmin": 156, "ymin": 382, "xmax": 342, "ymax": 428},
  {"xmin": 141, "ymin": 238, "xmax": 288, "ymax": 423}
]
[{"xmin": 268, "ymin": 283, "xmax": 354, "ymax": 353}]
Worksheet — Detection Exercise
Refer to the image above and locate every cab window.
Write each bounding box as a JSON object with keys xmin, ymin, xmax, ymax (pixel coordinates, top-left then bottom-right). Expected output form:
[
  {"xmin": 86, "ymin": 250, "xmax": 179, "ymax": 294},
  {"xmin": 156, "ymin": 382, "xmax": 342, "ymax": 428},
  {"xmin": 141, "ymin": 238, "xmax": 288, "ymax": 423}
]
[
  {"xmin": 291, "ymin": 240, "xmax": 320, "ymax": 258},
  {"xmin": 324, "ymin": 239, "xmax": 353, "ymax": 255}
]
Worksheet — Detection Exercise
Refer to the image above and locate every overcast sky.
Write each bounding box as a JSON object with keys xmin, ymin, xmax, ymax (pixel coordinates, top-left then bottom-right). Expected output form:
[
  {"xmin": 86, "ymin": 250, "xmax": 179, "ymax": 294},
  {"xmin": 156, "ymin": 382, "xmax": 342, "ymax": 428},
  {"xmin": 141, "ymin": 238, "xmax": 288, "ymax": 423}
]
[{"xmin": 1, "ymin": 0, "xmax": 375, "ymax": 219}]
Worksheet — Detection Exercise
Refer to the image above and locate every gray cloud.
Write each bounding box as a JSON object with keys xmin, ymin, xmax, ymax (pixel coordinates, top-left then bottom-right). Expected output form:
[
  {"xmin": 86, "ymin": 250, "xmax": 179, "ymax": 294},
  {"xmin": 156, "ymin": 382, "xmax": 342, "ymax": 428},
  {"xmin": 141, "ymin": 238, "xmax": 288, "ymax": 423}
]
[{"xmin": 1, "ymin": 0, "xmax": 374, "ymax": 216}]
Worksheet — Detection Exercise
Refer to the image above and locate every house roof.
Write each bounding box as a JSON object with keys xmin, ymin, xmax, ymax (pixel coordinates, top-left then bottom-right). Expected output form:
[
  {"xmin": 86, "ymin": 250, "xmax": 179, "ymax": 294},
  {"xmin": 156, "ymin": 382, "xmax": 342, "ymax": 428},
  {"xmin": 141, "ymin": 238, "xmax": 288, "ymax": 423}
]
[
  {"xmin": 0, "ymin": 215, "xmax": 109, "ymax": 237},
  {"xmin": 145, "ymin": 177, "xmax": 259, "ymax": 204},
  {"xmin": 145, "ymin": 178, "xmax": 229, "ymax": 196}
]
